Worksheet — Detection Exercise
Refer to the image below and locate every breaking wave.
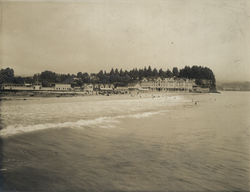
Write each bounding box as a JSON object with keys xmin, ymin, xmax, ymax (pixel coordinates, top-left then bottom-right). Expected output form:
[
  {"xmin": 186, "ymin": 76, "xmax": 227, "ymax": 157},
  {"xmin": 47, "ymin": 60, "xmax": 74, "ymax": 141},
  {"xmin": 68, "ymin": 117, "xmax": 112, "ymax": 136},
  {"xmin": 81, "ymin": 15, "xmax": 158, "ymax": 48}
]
[
  {"xmin": 0, "ymin": 110, "xmax": 168, "ymax": 137},
  {"xmin": 117, "ymin": 111, "xmax": 166, "ymax": 119}
]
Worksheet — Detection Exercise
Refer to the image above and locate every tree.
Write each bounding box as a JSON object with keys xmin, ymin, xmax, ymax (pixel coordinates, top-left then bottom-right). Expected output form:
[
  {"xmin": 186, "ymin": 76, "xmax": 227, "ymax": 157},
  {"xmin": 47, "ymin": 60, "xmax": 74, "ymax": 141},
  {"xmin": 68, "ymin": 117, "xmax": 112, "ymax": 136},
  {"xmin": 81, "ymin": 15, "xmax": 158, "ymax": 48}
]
[
  {"xmin": 40, "ymin": 71, "xmax": 57, "ymax": 83},
  {"xmin": 178, "ymin": 65, "xmax": 216, "ymax": 90},
  {"xmin": 147, "ymin": 66, "xmax": 152, "ymax": 77},
  {"xmin": 152, "ymin": 68, "xmax": 158, "ymax": 77},
  {"xmin": 166, "ymin": 69, "xmax": 173, "ymax": 78},
  {"xmin": 77, "ymin": 72, "xmax": 83, "ymax": 78},
  {"xmin": 119, "ymin": 69, "xmax": 124, "ymax": 76},
  {"xmin": 172, "ymin": 67, "xmax": 179, "ymax": 77},
  {"xmin": 82, "ymin": 73, "xmax": 90, "ymax": 83},
  {"xmin": 159, "ymin": 68, "xmax": 164, "ymax": 77},
  {"xmin": 13, "ymin": 76, "xmax": 24, "ymax": 84},
  {"xmin": 0, "ymin": 68, "xmax": 15, "ymax": 84}
]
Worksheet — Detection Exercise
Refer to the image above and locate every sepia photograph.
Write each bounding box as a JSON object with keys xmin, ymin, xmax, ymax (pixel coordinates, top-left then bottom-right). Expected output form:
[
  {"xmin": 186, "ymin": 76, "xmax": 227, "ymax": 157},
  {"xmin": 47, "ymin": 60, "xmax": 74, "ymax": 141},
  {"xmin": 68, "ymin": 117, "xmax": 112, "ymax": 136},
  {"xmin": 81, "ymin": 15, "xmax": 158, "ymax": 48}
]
[{"xmin": 0, "ymin": 0, "xmax": 250, "ymax": 191}]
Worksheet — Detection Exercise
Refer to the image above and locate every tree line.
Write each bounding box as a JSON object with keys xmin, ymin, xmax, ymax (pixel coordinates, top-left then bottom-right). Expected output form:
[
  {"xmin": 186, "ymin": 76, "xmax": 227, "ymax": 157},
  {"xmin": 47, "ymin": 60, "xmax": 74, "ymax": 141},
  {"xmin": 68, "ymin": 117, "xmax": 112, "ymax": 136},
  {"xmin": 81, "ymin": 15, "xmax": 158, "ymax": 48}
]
[{"xmin": 0, "ymin": 65, "xmax": 216, "ymax": 89}]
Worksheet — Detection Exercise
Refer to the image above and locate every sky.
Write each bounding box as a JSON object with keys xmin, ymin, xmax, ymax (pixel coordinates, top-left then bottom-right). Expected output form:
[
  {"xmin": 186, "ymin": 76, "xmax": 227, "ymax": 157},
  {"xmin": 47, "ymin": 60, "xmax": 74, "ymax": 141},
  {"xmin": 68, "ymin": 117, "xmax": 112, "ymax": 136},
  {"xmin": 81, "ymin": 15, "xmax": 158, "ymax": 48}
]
[{"xmin": 0, "ymin": 0, "xmax": 249, "ymax": 82}]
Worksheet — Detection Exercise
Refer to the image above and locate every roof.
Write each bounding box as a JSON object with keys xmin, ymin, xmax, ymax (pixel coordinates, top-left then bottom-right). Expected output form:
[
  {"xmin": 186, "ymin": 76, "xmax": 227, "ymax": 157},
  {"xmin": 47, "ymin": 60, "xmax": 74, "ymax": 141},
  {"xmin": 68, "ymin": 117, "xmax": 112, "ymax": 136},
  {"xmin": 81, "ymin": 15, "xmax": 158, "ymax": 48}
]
[{"xmin": 100, "ymin": 87, "xmax": 113, "ymax": 91}]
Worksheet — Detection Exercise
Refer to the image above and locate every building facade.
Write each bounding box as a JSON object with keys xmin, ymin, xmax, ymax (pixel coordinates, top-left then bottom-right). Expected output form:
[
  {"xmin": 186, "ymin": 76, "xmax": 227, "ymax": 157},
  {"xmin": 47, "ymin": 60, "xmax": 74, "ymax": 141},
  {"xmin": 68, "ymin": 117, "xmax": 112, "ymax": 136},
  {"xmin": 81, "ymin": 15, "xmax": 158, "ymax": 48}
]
[
  {"xmin": 54, "ymin": 84, "xmax": 72, "ymax": 91},
  {"xmin": 94, "ymin": 84, "xmax": 114, "ymax": 92},
  {"xmin": 1, "ymin": 84, "xmax": 42, "ymax": 91},
  {"xmin": 140, "ymin": 77, "xmax": 195, "ymax": 92},
  {"xmin": 83, "ymin": 84, "xmax": 94, "ymax": 94},
  {"xmin": 115, "ymin": 86, "xmax": 129, "ymax": 94}
]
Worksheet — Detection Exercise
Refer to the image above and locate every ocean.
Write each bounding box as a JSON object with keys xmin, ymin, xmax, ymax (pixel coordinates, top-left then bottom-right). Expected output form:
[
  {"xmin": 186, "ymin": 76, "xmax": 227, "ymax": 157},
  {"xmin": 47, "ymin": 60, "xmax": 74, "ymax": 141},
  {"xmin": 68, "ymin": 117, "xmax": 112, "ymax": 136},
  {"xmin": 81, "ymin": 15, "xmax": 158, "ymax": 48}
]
[{"xmin": 0, "ymin": 92, "xmax": 249, "ymax": 191}]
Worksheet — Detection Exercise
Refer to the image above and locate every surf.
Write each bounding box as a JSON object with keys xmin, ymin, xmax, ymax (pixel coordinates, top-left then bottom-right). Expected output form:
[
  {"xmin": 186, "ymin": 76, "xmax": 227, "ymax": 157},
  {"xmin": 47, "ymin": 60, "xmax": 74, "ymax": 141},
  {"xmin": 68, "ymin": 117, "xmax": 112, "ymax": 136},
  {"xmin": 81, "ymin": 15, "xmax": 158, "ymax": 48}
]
[{"xmin": 0, "ymin": 110, "xmax": 168, "ymax": 137}]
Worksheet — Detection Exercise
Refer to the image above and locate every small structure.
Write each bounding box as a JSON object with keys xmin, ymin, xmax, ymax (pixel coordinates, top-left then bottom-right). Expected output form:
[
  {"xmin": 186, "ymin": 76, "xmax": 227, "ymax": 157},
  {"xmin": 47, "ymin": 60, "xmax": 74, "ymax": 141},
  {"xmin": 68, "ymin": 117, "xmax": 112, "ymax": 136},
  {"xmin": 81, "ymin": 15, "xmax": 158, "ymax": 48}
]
[
  {"xmin": 54, "ymin": 84, "xmax": 72, "ymax": 91},
  {"xmin": 193, "ymin": 86, "xmax": 210, "ymax": 93},
  {"xmin": 128, "ymin": 83, "xmax": 142, "ymax": 91},
  {"xmin": 138, "ymin": 87, "xmax": 150, "ymax": 92},
  {"xmin": 115, "ymin": 86, "xmax": 129, "ymax": 94},
  {"xmin": 33, "ymin": 85, "xmax": 42, "ymax": 90},
  {"xmin": 73, "ymin": 86, "xmax": 83, "ymax": 92},
  {"xmin": 83, "ymin": 84, "xmax": 93, "ymax": 94},
  {"xmin": 95, "ymin": 84, "xmax": 114, "ymax": 94}
]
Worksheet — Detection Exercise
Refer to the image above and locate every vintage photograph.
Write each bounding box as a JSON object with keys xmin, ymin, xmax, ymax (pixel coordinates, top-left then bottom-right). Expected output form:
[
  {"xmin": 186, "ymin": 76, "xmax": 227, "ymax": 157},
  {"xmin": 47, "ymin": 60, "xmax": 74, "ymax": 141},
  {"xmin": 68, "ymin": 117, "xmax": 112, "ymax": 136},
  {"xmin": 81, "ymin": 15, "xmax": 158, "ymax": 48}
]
[{"xmin": 0, "ymin": 0, "xmax": 249, "ymax": 191}]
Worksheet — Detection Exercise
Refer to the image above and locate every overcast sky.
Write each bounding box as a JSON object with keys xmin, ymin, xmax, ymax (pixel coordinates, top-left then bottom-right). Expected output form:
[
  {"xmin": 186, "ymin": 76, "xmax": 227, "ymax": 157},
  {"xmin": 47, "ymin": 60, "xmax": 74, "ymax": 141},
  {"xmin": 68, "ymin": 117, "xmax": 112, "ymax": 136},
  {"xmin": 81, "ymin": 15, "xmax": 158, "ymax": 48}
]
[{"xmin": 0, "ymin": 0, "xmax": 249, "ymax": 82}]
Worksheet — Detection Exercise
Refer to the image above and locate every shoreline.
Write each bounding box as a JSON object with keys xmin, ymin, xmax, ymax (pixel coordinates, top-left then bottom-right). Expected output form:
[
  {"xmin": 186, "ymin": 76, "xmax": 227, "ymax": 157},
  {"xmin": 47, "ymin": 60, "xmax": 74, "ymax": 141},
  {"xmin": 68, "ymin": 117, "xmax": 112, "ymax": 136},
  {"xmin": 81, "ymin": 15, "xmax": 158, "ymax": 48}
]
[{"xmin": 0, "ymin": 90, "xmax": 205, "ymax": 101}]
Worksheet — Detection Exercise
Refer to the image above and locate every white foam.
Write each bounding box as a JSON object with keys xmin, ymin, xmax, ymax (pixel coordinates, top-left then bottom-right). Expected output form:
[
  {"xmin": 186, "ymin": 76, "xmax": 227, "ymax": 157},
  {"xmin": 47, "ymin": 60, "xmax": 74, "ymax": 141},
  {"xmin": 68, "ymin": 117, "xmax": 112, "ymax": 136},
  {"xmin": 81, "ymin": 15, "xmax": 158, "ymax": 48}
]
[
  {"xmin": 0, "ymin": 117, "xmax": 119, "ymax": 137},
  {"xmin": 117, "ymin": 110, "xmax": 167, "ymax": 119},
  {"xmin": 0, "ymin": 110, "xmax": 168, "ymax": 137}
]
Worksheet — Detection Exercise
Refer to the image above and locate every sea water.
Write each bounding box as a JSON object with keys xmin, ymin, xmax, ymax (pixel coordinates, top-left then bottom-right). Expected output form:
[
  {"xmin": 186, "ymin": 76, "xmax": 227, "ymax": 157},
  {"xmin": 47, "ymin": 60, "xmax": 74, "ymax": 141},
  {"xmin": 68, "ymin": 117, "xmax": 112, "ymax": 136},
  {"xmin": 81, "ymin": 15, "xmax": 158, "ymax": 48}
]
[{"xmin": 0, "ymin": 92, "xmax": 249, "ymax": 191}]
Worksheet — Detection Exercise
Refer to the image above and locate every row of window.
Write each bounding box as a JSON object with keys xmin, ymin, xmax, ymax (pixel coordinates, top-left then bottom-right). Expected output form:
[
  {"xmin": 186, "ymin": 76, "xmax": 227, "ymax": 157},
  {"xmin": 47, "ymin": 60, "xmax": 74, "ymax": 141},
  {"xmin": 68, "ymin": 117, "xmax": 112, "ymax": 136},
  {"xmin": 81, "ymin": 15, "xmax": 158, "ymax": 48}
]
[
  {"xmin": 142, "ymin": 85, "xmax": 189, "ymax": 87},
  {"xmin": 142, "ymin": 82, "xmax": 193, "ymax": 85},
  {"xmin": 55, "ymin": 88, "xmax": 71, "ymax": 90}
]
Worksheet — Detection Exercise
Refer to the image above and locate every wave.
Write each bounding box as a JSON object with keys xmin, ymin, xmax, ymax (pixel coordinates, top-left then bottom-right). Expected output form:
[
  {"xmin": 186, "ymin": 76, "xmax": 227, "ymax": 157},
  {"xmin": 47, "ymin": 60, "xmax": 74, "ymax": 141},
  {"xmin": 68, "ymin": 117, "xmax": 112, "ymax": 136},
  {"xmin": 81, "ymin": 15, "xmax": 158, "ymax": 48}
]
[
  {"xmin": 0, "ymin": 110, "xmax": 168, "ymax": 137},
  {"xmin": 117, "ymin": 110, "xmax": 167, "ymax": 119}
]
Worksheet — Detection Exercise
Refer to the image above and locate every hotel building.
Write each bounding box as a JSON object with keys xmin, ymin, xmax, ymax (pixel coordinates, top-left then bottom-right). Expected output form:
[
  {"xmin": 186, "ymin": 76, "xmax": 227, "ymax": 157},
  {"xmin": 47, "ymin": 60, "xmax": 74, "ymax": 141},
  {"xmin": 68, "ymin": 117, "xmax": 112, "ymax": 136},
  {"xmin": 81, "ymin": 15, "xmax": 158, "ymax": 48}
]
[{"xmin": 140, "ymin": 77, "xmax": 195, "ymax": 92}]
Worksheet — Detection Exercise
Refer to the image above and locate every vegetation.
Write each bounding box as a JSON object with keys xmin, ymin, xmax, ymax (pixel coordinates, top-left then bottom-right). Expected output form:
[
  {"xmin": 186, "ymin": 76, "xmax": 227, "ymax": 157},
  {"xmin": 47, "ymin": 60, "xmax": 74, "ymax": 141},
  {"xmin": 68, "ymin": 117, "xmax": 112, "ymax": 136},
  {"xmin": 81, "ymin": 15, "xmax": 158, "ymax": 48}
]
[
  {"xmin": 0, "ymin": 68, "xmax": 14, "ymax": 84},
  {"xmin": 0, "ymin": 65, "xmax": 216, "ymax": 89}
]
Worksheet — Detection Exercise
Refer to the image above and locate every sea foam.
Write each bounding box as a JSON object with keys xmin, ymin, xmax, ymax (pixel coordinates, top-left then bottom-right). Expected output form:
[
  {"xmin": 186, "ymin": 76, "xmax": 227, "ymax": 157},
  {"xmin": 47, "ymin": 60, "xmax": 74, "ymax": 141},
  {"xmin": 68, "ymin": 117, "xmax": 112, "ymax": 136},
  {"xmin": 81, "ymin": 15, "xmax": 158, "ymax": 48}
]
[{"xmin": 0, "ymin": 110, "xmax": 168, "ymax": 137}]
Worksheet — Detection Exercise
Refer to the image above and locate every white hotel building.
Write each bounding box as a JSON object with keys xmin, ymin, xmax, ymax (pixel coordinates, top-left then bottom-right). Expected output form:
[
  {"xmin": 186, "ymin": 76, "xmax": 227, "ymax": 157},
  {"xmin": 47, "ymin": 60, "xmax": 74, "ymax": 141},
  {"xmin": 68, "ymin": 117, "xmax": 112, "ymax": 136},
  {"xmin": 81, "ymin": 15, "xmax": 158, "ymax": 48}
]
[{"xmin": 140, "ymin": 77, "xmax": 195, "ymax": 92}]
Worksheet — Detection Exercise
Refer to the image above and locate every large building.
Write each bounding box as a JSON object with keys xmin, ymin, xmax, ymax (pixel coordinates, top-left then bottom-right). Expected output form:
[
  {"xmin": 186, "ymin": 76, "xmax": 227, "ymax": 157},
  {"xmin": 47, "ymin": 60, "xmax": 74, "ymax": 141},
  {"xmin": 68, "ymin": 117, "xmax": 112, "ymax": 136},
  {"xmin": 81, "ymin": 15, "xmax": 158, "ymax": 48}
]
[
  {"xmin": 1, "ymin": 83, "xmax": 42, "ymax": 91},
  {"xmin": 140, "ymin": 77, "xmax": 195, "ymax": 92},
  {"xmin": 54, "ymin": 84, "xmax": 72, "ymax": 91}
]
